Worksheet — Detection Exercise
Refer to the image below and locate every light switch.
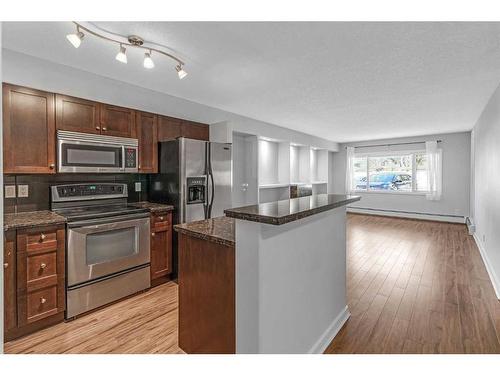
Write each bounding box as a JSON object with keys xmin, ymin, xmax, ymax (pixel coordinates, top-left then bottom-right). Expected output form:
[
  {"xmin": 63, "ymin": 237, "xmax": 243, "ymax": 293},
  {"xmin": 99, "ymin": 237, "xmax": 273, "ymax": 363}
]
[
  {"xmin": 135, "ymin": 182, "xmax": 142, "ymax": 192},
  {"xmin": 5, "ymin": 185, "xmax": 16, "ymax": 198},
  {"xmin": 18, "ymin": 184, "xmax": 29, "ymax": 198}
]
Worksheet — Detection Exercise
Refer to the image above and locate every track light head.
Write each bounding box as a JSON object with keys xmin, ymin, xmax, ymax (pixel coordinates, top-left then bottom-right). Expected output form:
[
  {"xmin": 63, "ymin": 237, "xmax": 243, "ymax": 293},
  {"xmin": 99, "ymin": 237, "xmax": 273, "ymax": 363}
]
[
  {"xmin": 143, "ymin": 51, "xmax": 155, "ymax": 69},
  {"xmin": 176, "ymin": 64, "xmax": 188, "ymax": 79},
  {"xmin": 115, "ymin": 45, "xmax": 127, "ymax": 64},
  {"xmin": 66, "ymin": 26, "xmax": 84, "ymax": 48}
]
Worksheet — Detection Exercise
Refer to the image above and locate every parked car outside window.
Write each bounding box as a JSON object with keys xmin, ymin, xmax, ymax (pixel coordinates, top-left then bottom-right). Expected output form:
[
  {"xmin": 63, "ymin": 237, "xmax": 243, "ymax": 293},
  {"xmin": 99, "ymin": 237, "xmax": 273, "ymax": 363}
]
[{"xmin": 356, "ymin": 172, "xmax": 412, "ymax": 191}]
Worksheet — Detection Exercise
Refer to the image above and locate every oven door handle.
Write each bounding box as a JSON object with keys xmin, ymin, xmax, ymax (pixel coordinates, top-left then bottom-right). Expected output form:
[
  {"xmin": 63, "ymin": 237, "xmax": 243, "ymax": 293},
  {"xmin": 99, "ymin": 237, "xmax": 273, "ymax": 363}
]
[{"xmin": 67, "ymin": 213, "xmax": 150, "ymax": 228}]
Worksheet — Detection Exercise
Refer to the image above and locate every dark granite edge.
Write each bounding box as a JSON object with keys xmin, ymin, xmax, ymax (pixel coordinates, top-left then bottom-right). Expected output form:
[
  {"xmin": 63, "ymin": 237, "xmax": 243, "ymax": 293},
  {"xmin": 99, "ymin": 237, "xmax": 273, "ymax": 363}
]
[
  {"xmin": 4, "ymin": 212, "xmax": 67, "ymax": 231},
  {"xmin": 224, "ymin": 196, "xmax": 361, "ymax": 225},
  {"xmin": 174, "ymin": 225, "xmax": 235, "ymax": 247},
  {"xmin": 130, "ymin": 202, "xmax": 175, "ymax": 213}
]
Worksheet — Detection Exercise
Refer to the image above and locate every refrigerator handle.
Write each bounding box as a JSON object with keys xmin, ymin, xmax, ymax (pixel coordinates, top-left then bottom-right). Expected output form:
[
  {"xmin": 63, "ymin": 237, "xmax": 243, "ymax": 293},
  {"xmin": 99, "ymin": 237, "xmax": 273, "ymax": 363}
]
[
  {"xmin": 203, "ymin": 143, "xmax": 209, "ymax": 220},
  {"xmin": 207, "ymin": 143, "xmax": 215, "ymax": 218}
]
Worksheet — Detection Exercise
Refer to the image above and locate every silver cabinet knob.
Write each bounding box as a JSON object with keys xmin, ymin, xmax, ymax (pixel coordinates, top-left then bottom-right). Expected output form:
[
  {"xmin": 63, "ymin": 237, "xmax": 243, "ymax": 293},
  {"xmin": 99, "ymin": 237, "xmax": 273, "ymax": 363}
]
[
  {"xmin": 49, "ymin": 164, "xmax": 55, "ymax": 169},
  {"xmin": 40, "ymin": 233, "xmax": 46, "ymax": 241},
  {"xmin": 96, "ymin": 126, "xmax": 101, "ymax": 130},
  {"xmin": 40, "ymin": 263, "xmax": 47, "ymax": 269},
  {"xmin": 102, "ymin": 127, "xmax": 107, "ymax": 131},
  {"xmin": 151, "ymin": 232, "xmax": 156, "ymax": 237},
  {"xmin": 3, "ymin": 263, "xmax": 8, "ymax": 269},
  {"xmin": 159, "ymin": 216, "xmax": 164, "ymax": 221},
  {"xmin": 40, "ymin": 297, "xmax": 46, "ymax": 304}
]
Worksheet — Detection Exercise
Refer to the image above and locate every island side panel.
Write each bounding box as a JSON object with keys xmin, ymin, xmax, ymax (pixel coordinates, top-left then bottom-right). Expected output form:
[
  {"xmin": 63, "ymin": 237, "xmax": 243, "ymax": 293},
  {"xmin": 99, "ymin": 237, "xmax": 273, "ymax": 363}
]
[
  {"xmin": 178, "ymin": 233, "xmax": 235, "ymax": 354},
  {"xmin": 235, "ymin": 207, "xmax": 348, "ymax": 354}
]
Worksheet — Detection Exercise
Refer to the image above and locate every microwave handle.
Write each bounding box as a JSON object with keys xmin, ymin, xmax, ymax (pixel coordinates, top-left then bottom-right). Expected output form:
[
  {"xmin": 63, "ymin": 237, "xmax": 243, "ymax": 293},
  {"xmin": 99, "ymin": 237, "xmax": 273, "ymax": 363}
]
[{"xmin": 121, "ymin": 146, "xmax": 126, "ymax": 172}]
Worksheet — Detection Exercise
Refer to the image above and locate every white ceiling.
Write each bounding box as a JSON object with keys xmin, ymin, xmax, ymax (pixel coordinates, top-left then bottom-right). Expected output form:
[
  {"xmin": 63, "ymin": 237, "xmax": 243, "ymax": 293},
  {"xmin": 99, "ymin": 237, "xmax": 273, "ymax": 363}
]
[{"xmin": 3, "ymin": 21, "xmax": 500, "ymax": 142}]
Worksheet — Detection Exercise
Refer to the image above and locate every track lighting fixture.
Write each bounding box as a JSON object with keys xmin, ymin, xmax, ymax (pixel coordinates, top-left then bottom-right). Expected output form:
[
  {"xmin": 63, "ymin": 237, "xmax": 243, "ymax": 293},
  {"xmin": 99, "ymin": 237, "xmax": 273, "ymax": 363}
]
[
  {"xmin": 66, "ymin": 26, "xmax": 84, "ymax": 48},
  {"xmin": 115, "ymin": 44, "xmax": 127, "ymax": 64},
  {"xmin": 65, "ymin": 22, "xmax": 188, "ymax": 79},
  {"xmin": 143, "ymin": 51, "xmax": 155, "ymax": 69},
  {"xmin": 176, "ymin": 64, "xmax": 188, "ymax": 79}
]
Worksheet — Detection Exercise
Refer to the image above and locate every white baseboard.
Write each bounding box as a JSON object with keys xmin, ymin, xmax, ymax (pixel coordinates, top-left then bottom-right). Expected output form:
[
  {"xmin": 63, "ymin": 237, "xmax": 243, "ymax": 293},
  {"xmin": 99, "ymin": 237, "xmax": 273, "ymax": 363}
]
[
  {"xmin": 347, "ymin": 207, "xmax": 465, "ymax": 223},
  {"xmin": 472, "ymin": 233, "xmax": 500, "ymax": 300},
  {"xmin": 308, "ymin": 305, "xmax": 350, "ymax": 354}
]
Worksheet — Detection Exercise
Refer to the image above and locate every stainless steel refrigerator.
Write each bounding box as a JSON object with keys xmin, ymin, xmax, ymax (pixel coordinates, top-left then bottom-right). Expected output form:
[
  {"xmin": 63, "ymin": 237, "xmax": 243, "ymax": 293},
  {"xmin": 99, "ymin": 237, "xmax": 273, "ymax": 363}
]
[{"xmin": 149, "ymin": 137, "xmax": 232, "ymax": 276}]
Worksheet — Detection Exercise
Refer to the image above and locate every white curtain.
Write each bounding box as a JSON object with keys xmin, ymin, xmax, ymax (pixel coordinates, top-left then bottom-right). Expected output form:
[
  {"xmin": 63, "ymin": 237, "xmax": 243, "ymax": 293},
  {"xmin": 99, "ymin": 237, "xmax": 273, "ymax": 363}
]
[
  {"xmin": 345, "ymin": 146, "xmax": 355, "ymax": 194},
  {"xmin": 425, "ymin": 141, "xmax": 442, "ymax": 201}
]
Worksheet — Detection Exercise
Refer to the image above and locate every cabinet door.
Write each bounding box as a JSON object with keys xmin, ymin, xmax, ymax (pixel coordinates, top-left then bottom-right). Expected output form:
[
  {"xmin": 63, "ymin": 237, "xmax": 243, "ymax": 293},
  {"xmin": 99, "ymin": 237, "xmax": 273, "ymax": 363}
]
[
  {"xmin": 158, "ymin": 116, "xmax": 182, "ymax": 141},
  {"xmin": 137, "ymin": 111, "xmax": 158, "ymax": 173},
  {"xmin": 99, "ymin": 104, "xmax": 136, "ymax": 138},
  {"xmin": 2, "ymin": 84, "xmax": 56, "ymax": 174},
  {"xmin": 56, "ymin": 94, "xmax": 100, "ymax": 134},
  {"xmin": 181, "ymin": 120, "xmax": 209, "ymax": 141},
  {"xmin": 4, "ymin": 231, "xmax": 17, "ymax": 334},
  {"xmin": 150, "ymin": 213, "xmax": 172, "ymax": 280}
]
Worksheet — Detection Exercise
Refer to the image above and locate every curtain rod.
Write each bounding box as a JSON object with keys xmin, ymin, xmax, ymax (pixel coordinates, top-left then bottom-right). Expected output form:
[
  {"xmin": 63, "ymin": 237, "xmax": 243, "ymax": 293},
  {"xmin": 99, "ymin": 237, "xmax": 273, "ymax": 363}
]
[{"xmin": 345, "ymin": 140, "xmax": 442, "ymax": 149}]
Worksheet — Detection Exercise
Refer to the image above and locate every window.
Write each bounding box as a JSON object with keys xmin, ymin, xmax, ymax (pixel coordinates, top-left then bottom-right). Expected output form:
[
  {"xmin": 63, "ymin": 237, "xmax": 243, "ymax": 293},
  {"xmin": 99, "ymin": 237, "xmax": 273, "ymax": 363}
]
[{"xmin": 353, "ymin": 152, "xmax": 428, "ymax": 193}]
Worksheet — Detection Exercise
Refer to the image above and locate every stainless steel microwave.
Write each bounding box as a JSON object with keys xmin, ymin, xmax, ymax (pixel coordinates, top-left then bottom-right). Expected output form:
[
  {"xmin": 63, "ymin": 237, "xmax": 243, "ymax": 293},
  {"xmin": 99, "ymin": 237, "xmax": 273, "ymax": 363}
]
[{"xmin": 57, "ymin": 130, "xmax": 138, "ymax": 173}]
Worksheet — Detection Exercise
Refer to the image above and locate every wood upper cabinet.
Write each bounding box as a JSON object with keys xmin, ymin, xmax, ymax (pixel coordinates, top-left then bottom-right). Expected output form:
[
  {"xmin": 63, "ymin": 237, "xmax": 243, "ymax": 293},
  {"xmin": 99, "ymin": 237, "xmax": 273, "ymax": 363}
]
[
  {"xmin": 2, "ymin": 83, "xmax": 56, "ymax": 174},
  {"xmin": 136, "ymin": 111, "xmax": 158, "ymax": 173},
  {"xmin": 99, "ymin": 104, "xmax": 137, "ymax": 138},
  {"xmin": 150, "ymin": 212, "xmax": 172, "ymax": 281},
  {"xmin": 56, "ymin": 94, "xmax": 100, "ymax": 134},
  {"xmin": 158, "ymin": 115, "xmax": 182, "ymax": 141},
  {"xmin": 181, "ymin": 120, "xmax": 209, "ymax": 141},
  {"xmin": 16, "ymin": 225, "xmax": 65, "ymax": 327},
  {"xmin": 4, "ymin": 231, "xmax": 17, "ymax": 335}
]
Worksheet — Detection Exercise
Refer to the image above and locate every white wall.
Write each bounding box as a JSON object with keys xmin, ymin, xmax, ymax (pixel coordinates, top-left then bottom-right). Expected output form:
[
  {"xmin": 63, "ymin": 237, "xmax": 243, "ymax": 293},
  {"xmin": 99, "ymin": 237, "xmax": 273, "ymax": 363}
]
[
  {"xmin": 331, "ymin": 132, "xmax": 471, "ymax": 220},
  {"xmin": 2, "ymin": 49, "xmax": 338, "ymax": 153},
  {"xmin": 470, "ymin": 82, "xmax": 500, "ymax": 298}
]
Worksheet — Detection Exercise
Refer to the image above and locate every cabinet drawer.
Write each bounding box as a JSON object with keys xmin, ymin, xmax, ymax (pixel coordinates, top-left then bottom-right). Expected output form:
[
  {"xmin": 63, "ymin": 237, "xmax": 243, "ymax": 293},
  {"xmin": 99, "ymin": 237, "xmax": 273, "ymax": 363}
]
[
  {"xmin": 27, "ymin": 251, "xmax": 57, "ymax": 284},
  {"xmin": 26, "ymin": 230, "xmax": 58, "ymax": 253},
  {"xmin": 152, "ymin": 213, "xmax": 171, "ymax": 232},
  {"xmin": 26, "ymin": 285, "xmax": 58, "ymax": 324}
]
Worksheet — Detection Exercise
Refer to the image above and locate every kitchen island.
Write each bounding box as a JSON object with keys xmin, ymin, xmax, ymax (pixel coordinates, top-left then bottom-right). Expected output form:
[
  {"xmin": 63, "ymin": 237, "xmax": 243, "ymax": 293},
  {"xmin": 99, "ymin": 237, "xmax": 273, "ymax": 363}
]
[{"xmin": 175, "ymin": 194, "xmax": 360, "ymax": 354}]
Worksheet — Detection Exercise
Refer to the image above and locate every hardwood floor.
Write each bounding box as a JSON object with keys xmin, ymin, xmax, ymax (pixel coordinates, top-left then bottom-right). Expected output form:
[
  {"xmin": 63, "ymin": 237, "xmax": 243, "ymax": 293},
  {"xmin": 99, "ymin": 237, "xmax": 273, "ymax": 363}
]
[
  {"xmin": 4, "ymin": 282, "xmax": 183, "ymax": 354},
  {"xmin": 325, "ymin": 214, "xmax": 500, "ymax": 354},
  {"xmin": 5, "ymin": 214, "xmax": 500, "ymax": 354}
]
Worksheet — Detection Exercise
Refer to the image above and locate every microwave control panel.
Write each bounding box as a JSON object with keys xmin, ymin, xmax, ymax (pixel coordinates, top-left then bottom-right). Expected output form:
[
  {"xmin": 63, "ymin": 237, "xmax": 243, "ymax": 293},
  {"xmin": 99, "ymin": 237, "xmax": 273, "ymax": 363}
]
[{"xmin": 124, "ymin": 148, "xmax": 137, "ymax": 168}]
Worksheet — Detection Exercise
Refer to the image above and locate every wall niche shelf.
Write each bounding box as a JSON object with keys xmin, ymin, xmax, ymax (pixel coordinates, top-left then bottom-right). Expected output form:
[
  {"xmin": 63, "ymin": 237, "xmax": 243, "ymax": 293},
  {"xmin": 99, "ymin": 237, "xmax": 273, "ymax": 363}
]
[{"xmin": 234, "ymin": 135, "xmax": 334, "ymax": 204}]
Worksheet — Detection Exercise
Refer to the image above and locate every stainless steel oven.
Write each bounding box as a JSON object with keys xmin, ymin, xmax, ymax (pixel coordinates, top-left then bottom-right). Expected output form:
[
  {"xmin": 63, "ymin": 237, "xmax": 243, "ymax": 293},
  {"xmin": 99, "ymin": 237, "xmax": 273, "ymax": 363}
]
[
  {"xmin": 67, "ymin": 213, "xmax": 150, "ymax": 287},
  {"xmin": 51, "ymin": 183, "xmax": 151, "ymax": 318},
  {"xmin": 57, "ymin": 130, "xmax": 138, "ymax": 173}
]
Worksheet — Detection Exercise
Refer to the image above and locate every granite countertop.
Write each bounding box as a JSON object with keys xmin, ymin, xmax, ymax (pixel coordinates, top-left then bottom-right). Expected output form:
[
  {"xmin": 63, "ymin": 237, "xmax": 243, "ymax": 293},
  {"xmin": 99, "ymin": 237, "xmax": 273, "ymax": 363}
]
[
  {"xmin": 224, "ymin": 194, "xmax": 361, "ymax": 225},
  {"xmin": 4, "ymin": 210, "xmax": 67, "ymax": 231},
  {"xmin": 131, "ymin": 201, "xmax": 174, "ymax": 213},
  {"xmin": 174, "ymin": 216, "xmax": 235, "ymax": 247}
]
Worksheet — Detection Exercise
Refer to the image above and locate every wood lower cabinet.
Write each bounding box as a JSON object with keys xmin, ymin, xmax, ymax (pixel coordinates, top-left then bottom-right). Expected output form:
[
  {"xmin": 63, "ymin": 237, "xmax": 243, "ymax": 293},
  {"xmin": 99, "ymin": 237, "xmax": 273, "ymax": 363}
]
[
  {"xmin": 137, "ymin": 111, "xmax": 158, "ymax": 173},
  {"xmin": 4, "ymin": 231, "xmax": 17, "ymax": 336},
  {"xmin": 2, "ymin": 83, "xmax": 56, "ymax": 174},
  {"xmin": 56, "ymin": 94, "xmax": 100, "ymax": 134},
  {"xmin": 150, "ymin": 212, "xmax": 173, "ymax": 284},
  {"xmin": 4, "ymin": 225, "xmax": 65, "ymax": 341},
  {"xmin": 99, "ymin": 104, "xmax": 136, "ymax": 138}
]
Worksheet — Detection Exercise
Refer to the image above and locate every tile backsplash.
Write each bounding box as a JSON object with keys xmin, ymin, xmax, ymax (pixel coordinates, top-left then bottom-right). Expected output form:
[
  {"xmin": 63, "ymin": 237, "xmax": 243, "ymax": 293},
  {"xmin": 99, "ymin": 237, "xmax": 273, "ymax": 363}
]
[{"xmin": 3, "ymin": 173, "xmax": 150, "ymax": 213}]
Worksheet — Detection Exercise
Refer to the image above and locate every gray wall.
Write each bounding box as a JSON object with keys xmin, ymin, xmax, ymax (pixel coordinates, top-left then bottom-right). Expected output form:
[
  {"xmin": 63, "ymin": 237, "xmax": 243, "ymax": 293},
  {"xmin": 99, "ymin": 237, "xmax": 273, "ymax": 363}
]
[
  {"xmin": 2, "ymin": 49, "xmax": 338, "ymax": 152},
  {"xmin": 471, "ymin": 82, "xmax": 500, "ymax": 295},
  {"xmin": 331, "ymin": 132, "xmax": 471, "ymax": 218}
]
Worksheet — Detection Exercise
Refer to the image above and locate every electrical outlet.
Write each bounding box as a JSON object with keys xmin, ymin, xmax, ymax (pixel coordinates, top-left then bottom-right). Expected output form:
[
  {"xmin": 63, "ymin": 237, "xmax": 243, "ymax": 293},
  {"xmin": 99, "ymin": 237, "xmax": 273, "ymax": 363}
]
[
  {"xmin": 5, "ymin": 185, "xmax": 16, "ymax": 198},
  {"xmin": 18, "ymin": 184, "xmax": 29, "ymax": 198},
  {"xmin": 135, "ymin": 182, "xmax": 142, "ymax": 192}
]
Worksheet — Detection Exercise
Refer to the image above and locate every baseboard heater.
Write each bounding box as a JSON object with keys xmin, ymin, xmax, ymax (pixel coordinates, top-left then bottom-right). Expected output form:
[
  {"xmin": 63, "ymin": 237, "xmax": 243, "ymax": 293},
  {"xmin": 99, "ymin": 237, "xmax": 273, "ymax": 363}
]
[{"xmin": 347, "ymin": 206, "xmax": 465, "ymax": 223}]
